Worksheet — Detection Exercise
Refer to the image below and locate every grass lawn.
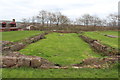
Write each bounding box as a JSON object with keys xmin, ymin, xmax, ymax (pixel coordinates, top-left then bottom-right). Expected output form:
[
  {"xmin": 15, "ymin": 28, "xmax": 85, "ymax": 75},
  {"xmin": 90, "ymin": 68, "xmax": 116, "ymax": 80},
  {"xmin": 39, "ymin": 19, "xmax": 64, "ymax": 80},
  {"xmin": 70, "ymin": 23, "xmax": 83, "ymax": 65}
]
[
  {"xmin": 83, "ymin": 31, "xmax": 119, "ymax": 49},
  {"xmin": 2, "ymin": 31, "xmax": 43, "ymax": 42},
  {"xmin": 2, "ymin": 31, "xmax": 119, "ymax": 78},
  {"xmin": 20, "ymin": 33, "xmax": 102, "ymax": 66},
  {"xmin": 2, "ymin": 66, "xmax": 118, "ymax": 78},
  {"xmin": 98, "ymin": 31, "xmax": 119, "ymax": 36}
]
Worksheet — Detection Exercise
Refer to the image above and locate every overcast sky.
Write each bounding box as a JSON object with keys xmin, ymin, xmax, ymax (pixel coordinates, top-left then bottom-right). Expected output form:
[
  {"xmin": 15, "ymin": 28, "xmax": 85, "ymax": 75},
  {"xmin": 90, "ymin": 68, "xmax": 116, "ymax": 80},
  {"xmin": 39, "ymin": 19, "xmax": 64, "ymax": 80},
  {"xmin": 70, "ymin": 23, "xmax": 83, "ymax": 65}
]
[{"xmin": 0, "ymin": 0, "xmax": 119, "ymax": 21}]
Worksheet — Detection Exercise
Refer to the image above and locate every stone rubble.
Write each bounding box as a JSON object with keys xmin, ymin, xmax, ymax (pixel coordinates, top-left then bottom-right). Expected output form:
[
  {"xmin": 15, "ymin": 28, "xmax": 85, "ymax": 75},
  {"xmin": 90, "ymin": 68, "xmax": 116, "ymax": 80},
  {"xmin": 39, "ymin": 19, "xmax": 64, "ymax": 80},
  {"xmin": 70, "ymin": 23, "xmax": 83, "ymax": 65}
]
[{"xmin": 72, "ymin": 56, "xmax": 119, "ymax": 68}]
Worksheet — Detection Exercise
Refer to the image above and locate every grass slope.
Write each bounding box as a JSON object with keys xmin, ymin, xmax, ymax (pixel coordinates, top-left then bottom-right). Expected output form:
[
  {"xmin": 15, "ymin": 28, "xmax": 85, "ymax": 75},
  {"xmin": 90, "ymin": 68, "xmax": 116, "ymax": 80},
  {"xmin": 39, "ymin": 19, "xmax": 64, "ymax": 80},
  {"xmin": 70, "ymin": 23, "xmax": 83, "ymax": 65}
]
[
  {"xmin": 2, "ymin": 31, "xmax": 43, "ymax": 42},
  {"xmin": 83, "ymin": 31, "xmax": 119, "ymax": 49},
  {"xmin": 20, "ymin": 33, "xmax": 102, "ymax": 66}
]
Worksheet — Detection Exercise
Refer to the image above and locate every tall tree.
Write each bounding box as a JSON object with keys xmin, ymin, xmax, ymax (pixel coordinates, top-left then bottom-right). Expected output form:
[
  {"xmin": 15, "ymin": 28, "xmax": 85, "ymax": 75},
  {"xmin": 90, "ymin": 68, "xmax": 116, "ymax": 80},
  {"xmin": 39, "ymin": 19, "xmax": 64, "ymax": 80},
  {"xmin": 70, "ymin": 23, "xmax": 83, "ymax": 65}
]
[
  {"xmin": 31, "ymin": 16, "xmax": 36, "ymax": 24},
  {"xmin": 47, "ymin": 12, "xmax": 57, "ymax": 26},
  {"xmin": 54, "ymin": 12, "xmax": 70, "ymax": 26},
  {"xmin": 92, "ymin": 16, "xmax": 102, "ymax": 26},
  {"xmin": 107, "ymin": 13, "xmax": 118, "ymax": 27},
  {"xmin": 37, "ymin": 10, "xmax": 47, "ymax": 26}
]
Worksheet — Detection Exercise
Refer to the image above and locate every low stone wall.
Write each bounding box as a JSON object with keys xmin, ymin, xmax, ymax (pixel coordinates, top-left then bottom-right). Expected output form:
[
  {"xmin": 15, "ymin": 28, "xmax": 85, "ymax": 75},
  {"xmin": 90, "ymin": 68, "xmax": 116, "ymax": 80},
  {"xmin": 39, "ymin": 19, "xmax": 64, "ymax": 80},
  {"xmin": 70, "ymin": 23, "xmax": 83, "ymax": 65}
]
[
  {"xmin": 22, "ymin": 32, "xmax": 48, "ymax": 44},
  {"xmin": 72, "ymin": 56, "xmax": 119, "ymax": 68},
  {"xmin": 80, "ymin": 35, "xmax": 119, "ymax": 56},
  {"xmin": 1, "ymin": 52, "xmax": 119, "ymax": 69},
  {"xmin": 2, "ymin": 33, "xmax": 48, "ymax": 53},
  {"xmin": 2, "ymin": 43, "xmax": 25, "ymax": 52},
  {"xmin": 2, "ymin": 41, "xmax": 15, "ymax": 47},
  {"xmin": 52, "ymin": 30, "xmax": 77, "ymax": 33},
  {"xmin": 104, "ymin": 34, "xmax": 118, "ymax": 38},
  {"xmin": 1, "ymin": 53, "xmax": 55, "ymax": 69},
  {"xmin": 80, "ymin": 35, "xmax": 95, "ymax": 43}
]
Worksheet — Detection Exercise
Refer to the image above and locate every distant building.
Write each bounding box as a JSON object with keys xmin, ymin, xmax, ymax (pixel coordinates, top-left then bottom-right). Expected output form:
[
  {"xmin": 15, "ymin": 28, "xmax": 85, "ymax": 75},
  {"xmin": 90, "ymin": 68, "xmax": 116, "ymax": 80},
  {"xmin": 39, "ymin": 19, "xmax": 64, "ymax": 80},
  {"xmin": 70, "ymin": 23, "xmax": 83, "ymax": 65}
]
[
  {"xmin": 0, "ymin": 19, "xmax": 22, "ymax": 32},
  {"xmin": 26, "ymin": 25, "xmax": 37, "ymax": 30},
  {"xmin": 2, "ymin": 22, "xmax": 6, "ymax": 27},
  {"xmin": 9, "ymin": 19, "xmax": 16, "ymax": 27}
]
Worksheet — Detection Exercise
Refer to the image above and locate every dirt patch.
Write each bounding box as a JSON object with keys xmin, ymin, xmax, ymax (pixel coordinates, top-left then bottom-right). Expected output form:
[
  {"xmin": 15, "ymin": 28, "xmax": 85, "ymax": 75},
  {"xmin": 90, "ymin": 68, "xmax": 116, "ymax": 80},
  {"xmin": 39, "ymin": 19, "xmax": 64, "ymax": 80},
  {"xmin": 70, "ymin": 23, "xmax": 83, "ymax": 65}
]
[{"xmin": 72, "ymin": 56, "xmax": 119, "ymax": 68}]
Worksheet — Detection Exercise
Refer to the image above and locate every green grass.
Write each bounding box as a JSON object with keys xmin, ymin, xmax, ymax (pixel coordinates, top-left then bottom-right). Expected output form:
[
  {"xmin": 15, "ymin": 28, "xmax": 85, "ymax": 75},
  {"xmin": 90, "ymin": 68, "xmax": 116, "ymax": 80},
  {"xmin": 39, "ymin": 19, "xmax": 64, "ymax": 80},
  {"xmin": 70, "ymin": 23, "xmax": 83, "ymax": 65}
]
[
  {"xmin": 2, "ymin": 31, "xmax": 43, "ymax": 42},
  {"xmin": 83, "ymin": 31, "xmax": 119, "ymax": 49},
  {"xmin": 2, "ymin": 31, "xmax": 119, "ymax": 78},
  {"xmin": 0, "ymin": 32, "xmax": 1, "ymax": 41},
  {"xmin": 2, "ymin": 66, "xmax": 118, "ymax": 78},
  {"xmin": 98, "ymin": 31, "xmax": 119, "ymax": 36},
  {"xmin": 20, "ymin": 33, "xmax": 102, "ymax": 66}
]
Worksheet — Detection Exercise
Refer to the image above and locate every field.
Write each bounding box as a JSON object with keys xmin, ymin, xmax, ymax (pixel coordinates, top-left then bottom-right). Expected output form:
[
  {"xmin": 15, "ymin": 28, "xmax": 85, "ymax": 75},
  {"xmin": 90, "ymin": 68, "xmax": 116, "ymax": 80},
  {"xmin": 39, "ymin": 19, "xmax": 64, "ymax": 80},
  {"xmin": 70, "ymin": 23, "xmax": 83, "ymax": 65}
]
[
  {"xmin": 20, "ymin": 33, "xmax": 102, "ymax": 66},
  {"xmin": 2, "ymin": 31, "xmax": 119, "ymax": 78},
  {"xmin": 2, "ymin": 31, "xmax": 43, "ymax": 42},
  {"xmin": 98, "ymin": 31, "xmax": 118, "ymax": 36},
  {"xmin": 2, "ymin": 65, "xmax": 118, "ymax": 78},
  {"xmin": 83, "ymin": 31, "xmax": 119, "ymax": 49}
]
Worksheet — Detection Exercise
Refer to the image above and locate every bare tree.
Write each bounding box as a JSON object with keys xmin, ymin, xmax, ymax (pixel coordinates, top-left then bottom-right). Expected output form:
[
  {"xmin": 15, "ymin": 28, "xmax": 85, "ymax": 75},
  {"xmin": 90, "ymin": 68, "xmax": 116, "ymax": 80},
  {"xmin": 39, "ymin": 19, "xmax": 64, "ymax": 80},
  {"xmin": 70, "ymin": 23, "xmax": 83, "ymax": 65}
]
[
  {"xmin": 22, "ymin": 18, "xmax": 27, "ymax": 23},
  {"xmin": 54, "ymin": 12, "xmax": 62, "ymax": 26},
  {"xmin": 107, "ymin": 13, "xmax": 118, "ymax": 27},
  {"xmin": 31, "ymin": 16, "xmax": 36, "ymax": 24},
  {"xmin": 45, "ymin": 12, "xmax": 56, "ymax": 27},
  {"xmin": 54, "ymin": 12, "xmax": 70, "ymax": 26},
  {"xmin": 100, "ymin": 19, "xmax": 107, "ymax": 27},
  {"xmin": 92, "ymin": 16, "xmax": 103, "ymax": 26},
  {"xmin": 47, "ymin": 12, "xmax": 56, "ymax": 26},
  {"xmin": 83, "ymin": 14, "xmax": 93, "ymax": 26},
  {"xmin": 21, "ymin": 18, "xmax": 30, "ymax": 27},
  {"xmin": 59, "ymin": 15, "xmax": 70, "ymax": 26},
  {"xmin": 76, "ymin": 14, "xmax": 107, "ymax": 26},
  {"xmin": 76, "ymin": 14, "xmax": 94, "ymax": 26},
  {"xmin": 37, "ymin": 10, "xmax": 48, "ymax": 26},
  {"xmin": 76, "ymin": 17, "xmax": 84, "ymax": 25}
]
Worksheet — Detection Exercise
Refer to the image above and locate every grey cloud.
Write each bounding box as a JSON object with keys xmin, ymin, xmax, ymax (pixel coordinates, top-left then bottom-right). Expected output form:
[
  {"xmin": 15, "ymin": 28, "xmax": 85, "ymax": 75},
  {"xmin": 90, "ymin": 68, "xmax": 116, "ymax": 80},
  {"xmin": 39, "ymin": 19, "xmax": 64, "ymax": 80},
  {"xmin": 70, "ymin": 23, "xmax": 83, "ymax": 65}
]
[{"xmin": 0, "ymin": 0, "xmax": 119, "ymax": 21}]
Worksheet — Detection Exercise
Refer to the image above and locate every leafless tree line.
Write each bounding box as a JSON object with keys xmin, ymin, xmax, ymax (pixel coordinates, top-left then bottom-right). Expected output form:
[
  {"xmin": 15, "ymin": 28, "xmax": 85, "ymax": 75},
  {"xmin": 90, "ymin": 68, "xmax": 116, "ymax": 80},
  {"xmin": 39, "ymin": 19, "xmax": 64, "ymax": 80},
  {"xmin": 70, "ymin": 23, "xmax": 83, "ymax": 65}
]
[
  {"xmin": 22, "ymin": 10, "xmax": 119, "ymax": 27},
  {"xmin": 22, "ymin": 10, "xmax": 70, "ymax": 27},
  {"xmin": 76, "ymin": 13, "xmax": 119, "ymax": 27}
]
